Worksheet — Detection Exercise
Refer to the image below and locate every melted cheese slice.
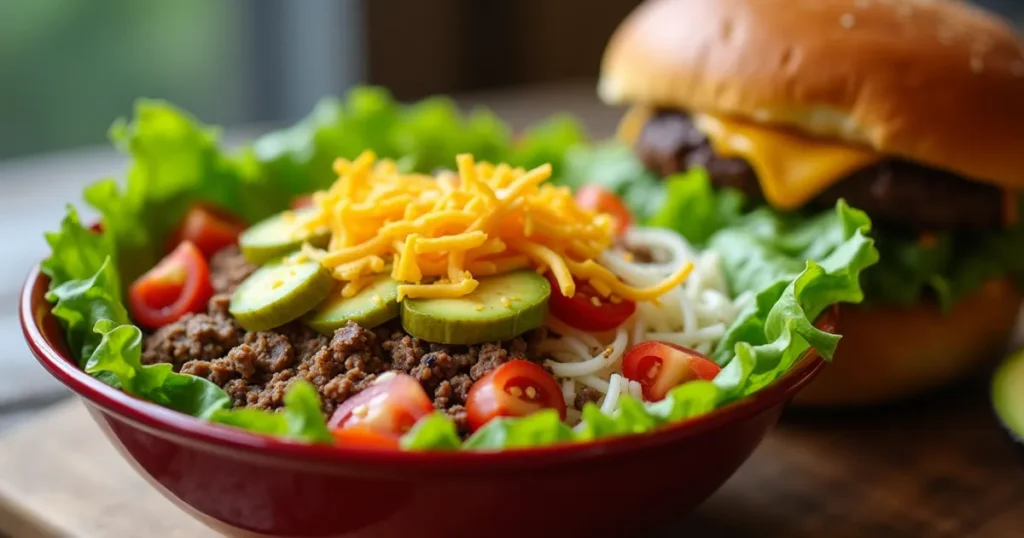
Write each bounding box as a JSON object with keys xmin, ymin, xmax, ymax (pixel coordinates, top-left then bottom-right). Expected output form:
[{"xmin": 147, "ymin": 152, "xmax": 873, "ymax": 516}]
[
  {"xmin": 693, "ymin": 114, "xmax": 883, "ymax": 211},
  {"xmin": 616, "ymin": 106, "xmax": 653, "ymax": 144}
]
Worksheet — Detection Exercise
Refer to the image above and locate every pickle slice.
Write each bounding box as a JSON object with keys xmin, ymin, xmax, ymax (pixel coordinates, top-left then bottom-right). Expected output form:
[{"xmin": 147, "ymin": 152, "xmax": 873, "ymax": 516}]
[
  {"xmin": 401, "ymin": 270, "xmax": 550, "ymax": 345},
  {"xmin": 303, "ymin": 275, "xmax": 400, "ymax": 335},
  {"xmin": 239, "ymin": 208, "xmax": 330, "ymax": 265},
  {"xmin": 229, "ymin": 260, "xmax": 334, "ymax": 332}
]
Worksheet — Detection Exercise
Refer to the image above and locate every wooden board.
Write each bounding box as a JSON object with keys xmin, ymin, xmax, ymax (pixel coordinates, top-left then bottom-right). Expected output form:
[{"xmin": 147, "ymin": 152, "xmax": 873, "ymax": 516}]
[{"xmin": 2, "ymin": 379, "xmax": 1022, "ymax": 538}]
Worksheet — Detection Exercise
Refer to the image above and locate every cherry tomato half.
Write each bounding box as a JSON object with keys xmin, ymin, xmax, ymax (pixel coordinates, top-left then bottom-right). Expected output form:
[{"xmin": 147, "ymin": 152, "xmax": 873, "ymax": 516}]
[
  {"xmin": 331, "ymin": 427, "xmax": 402, "ymax": 449},
  {"xmin": 128, "ymin": 241, "xmax": 214, "ymax": 330},
  {"xmin": 290, "ymin": 194, "xmax": 314, "ymax": 210},
  {"xmin": 328, "ymin": 373, "xmax": 434, "ymax": 438},
  {"xmin": 167, "ymin": 203, "xmax": 247, "ymax": 258},
  {"xmin": 466, "ymin": 360, "xmax": 566, "ymax": 431},
  {"xmin": 575, "ymin": 185, "xmax": 631, "ymax": 235},
  {"xmin": 622, "ymin": 341, "xmax": 722, "ymax": 401},
  {"xmin": 545, "ymin": 273, "xmax": 636, "ymax": 332}
]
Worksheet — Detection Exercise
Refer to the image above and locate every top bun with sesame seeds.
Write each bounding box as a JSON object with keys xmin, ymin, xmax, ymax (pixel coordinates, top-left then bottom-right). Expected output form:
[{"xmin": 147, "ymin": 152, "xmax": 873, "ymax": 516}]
[{"xmin": 599, "ymin": 0, "xmax": 1024, "ymax": 189}]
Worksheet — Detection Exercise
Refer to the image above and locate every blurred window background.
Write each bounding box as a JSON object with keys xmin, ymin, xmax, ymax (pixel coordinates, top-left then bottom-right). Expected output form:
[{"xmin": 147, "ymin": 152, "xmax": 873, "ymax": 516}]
[
  {"xmin": 0, "ymin": 0, "xmax": 641, "ymax": 160},
  {"xmin": 0, "ymin": 0, "xmax": 1020, "ymax": 160}
]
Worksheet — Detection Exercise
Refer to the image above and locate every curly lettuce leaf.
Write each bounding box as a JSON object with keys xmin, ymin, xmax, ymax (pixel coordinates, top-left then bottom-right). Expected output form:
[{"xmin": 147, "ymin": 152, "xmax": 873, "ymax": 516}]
[
  {"xmin": 647, "ymin": 168, "xmax": 745, "ymax": 246},
  {"xmin": 211, "ymin": 383, "xmax": 332, "ymax": 443},
  {"xmin": 85, "ymin": 100, "xmax": 280, "ymax": 283},
  {"xmin": 558, "ymin": 142, "xmax": 665, "ymax": 221},
  {"xmin": 400, "ymin": 412, "xmax": 461, "ymax": 451},
  {"xmin": 863, "ymin": 216, "xmax": 1024, "ymax": 310},
  {"xmin": 254, "ymin": 86, "xmax": 586, "ymax": 195},
  {"xmin": 41, "ymin": 206, "xmax": 114, "ymax": 290},
  {"xmin": 463, "ymin": 410, "xmax": 576, "ymax": 450}
]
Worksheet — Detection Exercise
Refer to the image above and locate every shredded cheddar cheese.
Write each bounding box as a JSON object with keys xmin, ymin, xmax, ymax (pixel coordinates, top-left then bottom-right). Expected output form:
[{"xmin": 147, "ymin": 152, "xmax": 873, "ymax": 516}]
[{"xmin": 300, "ymin": 151, "xmax": 693, "ymax": 301}]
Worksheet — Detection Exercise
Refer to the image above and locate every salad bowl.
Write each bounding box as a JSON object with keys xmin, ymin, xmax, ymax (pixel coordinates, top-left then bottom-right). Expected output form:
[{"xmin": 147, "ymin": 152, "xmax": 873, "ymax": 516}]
[{"xmin": 22, "ymin": 265, "xmax": 834, "ymax": 538}]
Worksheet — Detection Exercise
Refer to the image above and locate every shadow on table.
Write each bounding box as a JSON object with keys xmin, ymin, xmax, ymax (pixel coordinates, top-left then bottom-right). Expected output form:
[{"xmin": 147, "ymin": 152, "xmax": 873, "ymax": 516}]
[{"xmin": 657, "ymin": 373, "xmax": 1024, "ymax": 538}]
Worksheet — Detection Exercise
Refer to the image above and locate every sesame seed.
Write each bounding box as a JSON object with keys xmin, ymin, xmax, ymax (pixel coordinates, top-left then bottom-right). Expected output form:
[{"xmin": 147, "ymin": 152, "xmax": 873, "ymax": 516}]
[
  {"xmin": 897, "ymin": 4, "xmax": 912, "ymax": 19},
  {"xmin": 840, "ymin": 13, "xmax": 856, "ymax": 29},
  {"xmin": 1012, "ymin": 61, "xmax": 1024, "ymax": 78},
  {"xmin": 854, "ymin": 0, "xmax": 869, "ymax": 8}
]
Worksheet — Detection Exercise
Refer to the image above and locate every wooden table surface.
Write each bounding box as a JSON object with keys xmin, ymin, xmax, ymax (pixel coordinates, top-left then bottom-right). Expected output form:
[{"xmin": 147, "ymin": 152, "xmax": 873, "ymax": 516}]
[{"xmin": 2, "ymin": 82, "xmax": 1023, "ymax": 537}]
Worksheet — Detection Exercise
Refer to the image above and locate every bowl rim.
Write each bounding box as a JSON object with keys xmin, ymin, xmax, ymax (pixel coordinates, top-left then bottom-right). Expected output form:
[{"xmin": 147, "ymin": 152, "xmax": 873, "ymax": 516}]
[{"xmin": 21, "ymin": 263, "xmax": 830, "ymax": 471}]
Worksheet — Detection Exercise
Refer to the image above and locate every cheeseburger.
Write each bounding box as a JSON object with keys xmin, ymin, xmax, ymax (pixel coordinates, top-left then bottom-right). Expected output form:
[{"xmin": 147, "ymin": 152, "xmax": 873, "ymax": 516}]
[{"xmin": 599, "ymin": 0, "xmax": 1024, "ymax": 405}]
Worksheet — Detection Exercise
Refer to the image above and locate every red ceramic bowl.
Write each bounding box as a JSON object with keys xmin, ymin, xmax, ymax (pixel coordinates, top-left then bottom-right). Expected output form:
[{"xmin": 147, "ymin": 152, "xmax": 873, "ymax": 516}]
[{"xmin": 21, "ymin": 265, "xmax": 832, "ymax": 538}]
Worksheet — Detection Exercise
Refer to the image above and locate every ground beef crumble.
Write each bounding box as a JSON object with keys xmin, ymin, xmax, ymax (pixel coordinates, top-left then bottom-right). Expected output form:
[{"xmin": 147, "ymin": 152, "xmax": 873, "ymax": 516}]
[
  {"xmin": 209, "ymin": 245, "xmax": 258, "ymax": 295},
  {"xmin": 574, "ymin": 387, "xmax": 602, "ymax": 410},
  {"xmin": 145, "ymin": 247, "xmax": 545, "ymax": 434}
]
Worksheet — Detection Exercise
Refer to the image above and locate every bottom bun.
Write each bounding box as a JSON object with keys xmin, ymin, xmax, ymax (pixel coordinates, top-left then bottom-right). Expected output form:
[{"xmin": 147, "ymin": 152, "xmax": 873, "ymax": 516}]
[{"xmin": 794, "ymin": 278, "xmax": 1022, "ymax": 407}]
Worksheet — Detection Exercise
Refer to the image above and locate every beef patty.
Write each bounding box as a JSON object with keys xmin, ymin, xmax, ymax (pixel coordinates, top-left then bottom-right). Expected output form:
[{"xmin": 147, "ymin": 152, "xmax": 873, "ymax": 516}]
[
  {"xmin": 636, "ymin": 110, "xmax": 1004, "ymax": 231},
  {"xmin": 141, "ymin": 247, "xmax": 548, "ymax": 435}
]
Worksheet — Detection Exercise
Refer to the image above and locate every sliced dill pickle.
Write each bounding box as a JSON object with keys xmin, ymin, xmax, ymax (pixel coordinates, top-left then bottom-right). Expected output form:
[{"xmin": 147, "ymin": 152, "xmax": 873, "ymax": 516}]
[
  {"xmin": 303, "ymin": 275, "xmax": 400, "ymax": 335},
  {"xmin": 401, "ymin": 270, "xmax": 550, "ymax": 345},
  {"xmin": 229, "ymin": 260, "xmax": 334, "ymax": 332},
  {"xmin": 239, "ymin": 208, "xmax": 330, "ymax": 265}
]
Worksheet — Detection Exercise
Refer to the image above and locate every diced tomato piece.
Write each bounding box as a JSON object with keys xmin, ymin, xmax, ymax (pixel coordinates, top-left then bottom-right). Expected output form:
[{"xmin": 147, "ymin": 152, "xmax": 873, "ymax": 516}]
[
  {"xmin": 167, "ymin": 203, "xmax": 247, "ymax": 258},
  {"xmin": 622, "ymin": 341, "xmax": 722, "ymax": 401},
  {"xmin": 466, "ymin": 360, "xmax": 566, "ymax": 431},
  {"xmin": 290, "ymin": 194, "xmax": 314, "ymax": 210},
  {"xmin": 331, "ymin": 427, "xmax": 402, "ymax": 449},
  {"xmin": 128, "ymin": 241, "xmax": 214, "ymax": 330},
  {"xmin": 328, "ymin": 374, "xmax": 434, "ymax": 438},
  {"xmin": 545, "ymin": 273, "xmax": 636, "ymax": 332},
  {"xmin": 575, "ymin": 185, "xmax": 631, "ymax": 235}
]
